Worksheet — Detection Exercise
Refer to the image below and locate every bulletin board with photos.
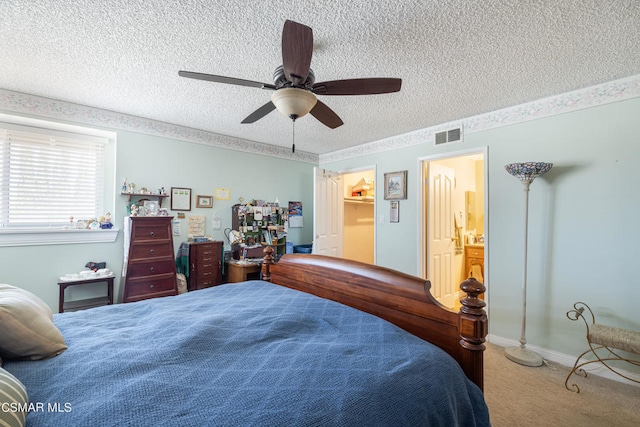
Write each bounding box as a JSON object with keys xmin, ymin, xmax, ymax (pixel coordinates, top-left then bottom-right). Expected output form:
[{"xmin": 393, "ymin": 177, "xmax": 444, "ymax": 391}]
[{"xmin": 231, "ymin": 201, "xmax": 289, "ymax": 257}]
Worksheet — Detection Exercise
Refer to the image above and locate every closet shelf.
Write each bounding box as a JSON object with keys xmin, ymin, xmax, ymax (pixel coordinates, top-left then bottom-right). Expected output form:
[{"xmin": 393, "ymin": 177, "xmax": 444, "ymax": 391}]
[{"xmin": 345, "ymin": 197, "xmax": 374, "ymax": 204}]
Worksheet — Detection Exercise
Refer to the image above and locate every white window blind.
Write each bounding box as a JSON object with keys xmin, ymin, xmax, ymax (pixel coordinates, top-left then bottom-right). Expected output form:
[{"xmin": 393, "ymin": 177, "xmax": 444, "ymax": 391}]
[{"xmin": 0, "ymin": 123, "xmax": 107, "ymax": 229}]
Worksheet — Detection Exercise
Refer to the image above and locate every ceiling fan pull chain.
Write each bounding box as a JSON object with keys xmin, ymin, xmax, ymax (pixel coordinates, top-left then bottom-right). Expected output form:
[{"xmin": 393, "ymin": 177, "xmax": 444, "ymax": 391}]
[{"xmin": 291, "ymin": 116, "xmax": 296, "ymax": 153}]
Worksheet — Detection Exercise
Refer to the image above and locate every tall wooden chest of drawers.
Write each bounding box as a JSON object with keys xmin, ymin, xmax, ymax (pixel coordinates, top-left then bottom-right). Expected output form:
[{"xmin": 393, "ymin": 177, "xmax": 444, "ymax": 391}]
[
  {"xmin": 122, "ymin": 216, "xmax": 178, "ymax": 303},
  {"xmin": 188, "ymin": 241, "xmax": 223, "ymax": 291}
]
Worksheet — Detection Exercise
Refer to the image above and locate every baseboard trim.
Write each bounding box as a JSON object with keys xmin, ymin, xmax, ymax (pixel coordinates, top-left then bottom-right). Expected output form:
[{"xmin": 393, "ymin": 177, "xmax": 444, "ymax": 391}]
[{"xmin": 487, "ymin": 334, "xmax": 640, "ymax": 388}]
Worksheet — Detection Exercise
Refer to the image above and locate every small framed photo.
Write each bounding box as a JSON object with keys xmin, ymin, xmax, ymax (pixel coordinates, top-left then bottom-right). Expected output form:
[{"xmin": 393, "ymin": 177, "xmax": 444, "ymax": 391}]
[
  {"xmin": 384, "ymin": 170, "xmax": 408, "ymax": 200},
  {"xmin": 196, "ymin": 195, "xmax": 213, "ymax": 208},
  {"xmin": 171, "ymin": 187, "xmax": 192, "ymax": 211},
  {"xmin": 143, "ymin": 200, "xmax": 159, "ymax": 216}
]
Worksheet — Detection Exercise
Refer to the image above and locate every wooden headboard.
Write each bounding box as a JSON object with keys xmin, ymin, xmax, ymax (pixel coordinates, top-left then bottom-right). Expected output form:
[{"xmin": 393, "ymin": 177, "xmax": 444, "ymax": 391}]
[{"xmin": 261, "ymin": 248, "xmax": 487, "ymax": 391}]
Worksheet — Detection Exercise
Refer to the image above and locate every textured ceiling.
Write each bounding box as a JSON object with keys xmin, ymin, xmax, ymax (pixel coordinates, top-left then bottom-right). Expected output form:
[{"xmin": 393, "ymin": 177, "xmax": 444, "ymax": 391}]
[{"xmin": 2, "ymin": 0, "xmax": 640, "ymax": 155}]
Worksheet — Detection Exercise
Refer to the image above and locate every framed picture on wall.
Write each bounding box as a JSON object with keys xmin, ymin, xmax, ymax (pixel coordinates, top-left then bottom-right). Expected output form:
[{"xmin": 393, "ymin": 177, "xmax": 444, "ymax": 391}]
[
  {"xmin": 214, "ymin": 188, "xmax": 230, "ymax": 200},
  {"xmin": 383, "ymin": 170, "xmax": 408, "ymax": 200},
  {"xmin": 171, "ymin": 187, "xmax": 192, "ymax": 211},
  {"xmin": 196, "ymin": 195, "xmax": 213, "ymax": 208}
]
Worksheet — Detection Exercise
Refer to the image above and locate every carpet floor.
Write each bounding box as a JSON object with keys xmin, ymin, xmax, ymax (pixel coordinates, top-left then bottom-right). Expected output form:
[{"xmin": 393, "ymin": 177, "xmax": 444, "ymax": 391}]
[{"xmin": 484, "ymin": 342, "xmax": 640, "ymax": 426}]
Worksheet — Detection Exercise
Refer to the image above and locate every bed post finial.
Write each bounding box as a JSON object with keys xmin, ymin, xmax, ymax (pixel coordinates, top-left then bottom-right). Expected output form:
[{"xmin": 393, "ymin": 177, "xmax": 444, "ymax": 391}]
[
  {"xmin": 459, "ymin": 277, "xmax": 487, "ymax": 349},
  {"xmin": 458, "ymin": 277, "xmax": 488, "ymax": 390},
  {"xmin": 262, "ymin": 246, "xmax": 275, "ymax": 282}
]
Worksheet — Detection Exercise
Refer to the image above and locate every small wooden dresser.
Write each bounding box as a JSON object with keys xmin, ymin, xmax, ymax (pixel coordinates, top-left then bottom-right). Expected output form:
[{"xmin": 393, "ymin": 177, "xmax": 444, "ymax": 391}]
[
  {"xmin": 464, "ymin": 244, "xmax": 485, "ymax": 300},
  {"xmin": 188, "ymin": 241, "xmax": 223, "ymax": 290},
  {"xmin": 464, "ymin": 244, "xmax": 485, "ymax": 282},
  {"xmin": 122, "ymin": 216, "xmax": 178, "ymax": 303}
]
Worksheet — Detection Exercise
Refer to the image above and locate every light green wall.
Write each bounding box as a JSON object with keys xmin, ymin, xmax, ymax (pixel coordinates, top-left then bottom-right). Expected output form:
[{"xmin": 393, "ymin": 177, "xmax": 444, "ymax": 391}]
[
  {"xmin": 324, "ymin": 96, "xmax": 640, "ymax": 365},
  {"xmin": 1, "ymin": 126, "xmax": 315, "ymax": 311},
  {"xmin": 2, "ymin": 91, "xmax": 638, "ymax": 371}
]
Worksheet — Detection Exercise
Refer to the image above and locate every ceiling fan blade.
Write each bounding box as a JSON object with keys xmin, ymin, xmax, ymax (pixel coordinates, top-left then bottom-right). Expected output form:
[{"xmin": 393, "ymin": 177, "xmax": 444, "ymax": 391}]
[
  {"xmin": 309, "ymin": 100, "xmax": 344, "ymax": 129},
  {"xmin": 281, "ymin": 20, "xmax": 313, "ymax": 86},
  {"xmin": 241, "ymin": 101, "xmax": 277, "ymax": 124},
  {"xmin": 312, "ymin": 78, "xmax": 402, "ymax": 95},
  {"xmin": 179, "ymin": 71, "xmax": 276, "ymax": 90}
]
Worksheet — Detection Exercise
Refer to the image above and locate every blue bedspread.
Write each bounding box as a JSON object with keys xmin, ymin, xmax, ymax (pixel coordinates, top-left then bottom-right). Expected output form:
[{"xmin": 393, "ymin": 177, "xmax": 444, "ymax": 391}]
[{"xmin": 5, "ymin": 281, "xmax": 490, "ymax": 426}]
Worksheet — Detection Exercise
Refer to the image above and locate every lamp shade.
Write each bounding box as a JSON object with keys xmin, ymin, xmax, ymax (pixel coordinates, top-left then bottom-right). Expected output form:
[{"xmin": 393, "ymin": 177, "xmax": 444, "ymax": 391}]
[
  {"xmin": 271, "ymin": 88, "xmax": 318, "ymax": 119},
  {"xmin": 505, "ymin": 162, "xmax": 553, "ymax": 183}
]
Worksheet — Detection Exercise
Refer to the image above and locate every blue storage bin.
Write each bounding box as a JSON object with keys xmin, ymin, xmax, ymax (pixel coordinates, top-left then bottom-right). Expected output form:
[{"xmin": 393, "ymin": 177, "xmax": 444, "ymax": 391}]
[{"xmin": 293, "ymin": 244, "xmax": 313, "ymax": 254}]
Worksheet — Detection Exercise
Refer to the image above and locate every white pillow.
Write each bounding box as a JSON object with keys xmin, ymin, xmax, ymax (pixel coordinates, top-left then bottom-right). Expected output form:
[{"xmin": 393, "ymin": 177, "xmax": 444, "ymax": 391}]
[
  {"xmin": 0, "ymin": 367, "xmax": 28, "ymax": 427},
  {"xmin": 0, "ymin": 284, "xmax": 67, "ymax": 360}
]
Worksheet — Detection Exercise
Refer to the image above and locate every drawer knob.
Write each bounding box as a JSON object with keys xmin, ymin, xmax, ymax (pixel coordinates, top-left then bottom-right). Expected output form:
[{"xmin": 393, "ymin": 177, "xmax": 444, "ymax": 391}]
[
  {"xmin": 150, "ymin": 267, "xmax": 155, "ymax": 272},
  {"xmin": 150, "ymin": 284, "xmax": 155, "ymax": 289},
  {"xmin": 149, "ymin": 249, "xmax": 155, "ymax": 255},
  {"xmin": 149, "ymin": 231, "xmax": 155, "ymax": 237}
]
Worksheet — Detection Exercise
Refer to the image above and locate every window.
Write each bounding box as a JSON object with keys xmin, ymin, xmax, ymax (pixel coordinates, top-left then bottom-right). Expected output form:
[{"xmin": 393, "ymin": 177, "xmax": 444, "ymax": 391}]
[{"xmin": 0, "ymin": 115, "xmax": 117, "ymax": 246}]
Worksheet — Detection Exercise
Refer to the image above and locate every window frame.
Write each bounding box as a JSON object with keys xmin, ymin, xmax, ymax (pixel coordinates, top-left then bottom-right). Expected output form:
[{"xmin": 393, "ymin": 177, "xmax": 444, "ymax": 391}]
[{"xmin": 0, "ymin": 114, "xmax": 118, "ymax": 246}]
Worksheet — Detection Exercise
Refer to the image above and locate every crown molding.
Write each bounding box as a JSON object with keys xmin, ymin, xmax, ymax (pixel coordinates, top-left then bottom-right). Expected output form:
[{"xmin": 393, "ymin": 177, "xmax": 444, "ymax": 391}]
[
  {"xmin": 0, "ymin": 89, "xmax": 319, "ymax": 164},
  {"xmin": 319, "ymin": 74, "xmax": 640, "ymax": 164},
  {"xmin": 2, "ymin": 74, "xmax": 639, "ymax": 166}
]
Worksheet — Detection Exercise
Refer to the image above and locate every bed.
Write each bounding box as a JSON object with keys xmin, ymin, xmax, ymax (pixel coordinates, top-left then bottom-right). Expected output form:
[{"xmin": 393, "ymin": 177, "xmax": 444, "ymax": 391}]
[{"xmin": 1, "ymin": 251, "xmax": 489, "ymax": 426}]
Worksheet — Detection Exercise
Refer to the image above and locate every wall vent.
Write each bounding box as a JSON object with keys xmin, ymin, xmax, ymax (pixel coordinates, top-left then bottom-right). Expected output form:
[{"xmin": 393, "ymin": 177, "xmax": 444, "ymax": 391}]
[{"xmin": 434, "ymin": 126, "xmax": 463, "ymax": 145}]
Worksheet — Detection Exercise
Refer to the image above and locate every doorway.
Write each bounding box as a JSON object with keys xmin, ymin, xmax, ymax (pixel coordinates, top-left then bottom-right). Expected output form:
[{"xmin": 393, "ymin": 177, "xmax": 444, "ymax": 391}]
[
  {"xmin": 420, "ymin": 151, "xmax": 486, "ymax": 309},
  {"xmin": 313, "ymin": 167, "xmax": 375, "ymax": 264},
  {"xmin": 342, "ymin": 168, "xmax": 375, "ymax": 264}
]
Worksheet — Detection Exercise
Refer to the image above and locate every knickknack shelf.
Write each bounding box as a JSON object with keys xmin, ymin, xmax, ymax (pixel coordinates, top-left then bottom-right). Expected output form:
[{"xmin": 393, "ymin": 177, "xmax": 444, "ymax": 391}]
[{"xmin": 121, "ymin": 192, "xmax": 169, "ymax": 207}]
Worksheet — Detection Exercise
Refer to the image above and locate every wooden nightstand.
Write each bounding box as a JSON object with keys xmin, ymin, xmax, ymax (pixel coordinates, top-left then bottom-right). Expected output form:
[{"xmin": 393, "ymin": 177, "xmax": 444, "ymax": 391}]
[{"xmin": 227, "ymin": 260, "xmax": 262, "ymax": 283}]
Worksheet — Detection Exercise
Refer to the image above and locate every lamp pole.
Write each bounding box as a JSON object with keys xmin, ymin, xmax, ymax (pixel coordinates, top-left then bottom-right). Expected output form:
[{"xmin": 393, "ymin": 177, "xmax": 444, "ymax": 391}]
[{"xmin": 504, "ymin": 162, "xmax": 552, "ymax": 367}]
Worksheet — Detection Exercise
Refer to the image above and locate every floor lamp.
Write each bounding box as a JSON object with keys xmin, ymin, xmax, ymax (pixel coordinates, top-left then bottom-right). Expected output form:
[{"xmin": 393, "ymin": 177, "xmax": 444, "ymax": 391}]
[{"xmin": 504, "ymin": 162, "xmax": 553, "ymax": 367}]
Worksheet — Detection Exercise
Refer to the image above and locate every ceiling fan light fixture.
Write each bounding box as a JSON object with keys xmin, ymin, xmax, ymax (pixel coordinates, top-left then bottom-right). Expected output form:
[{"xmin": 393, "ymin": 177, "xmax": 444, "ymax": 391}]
[{"xmin": 271, "ymin": 88, "xmax": 317, "ymax": 119}]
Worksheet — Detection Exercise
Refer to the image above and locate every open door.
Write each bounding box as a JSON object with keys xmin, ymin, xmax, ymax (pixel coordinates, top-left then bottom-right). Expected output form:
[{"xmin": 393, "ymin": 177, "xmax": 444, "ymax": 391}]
[
  {"xmin": 313, "ymin": 167, "xmax": 343, "ymax": 257},
  {"xmin": 421, "ymin": 152, "xmax": 487, "ymax": 310},
  {"xmin": 427, "ymin": 163, "xmax": 456, "ymax": 308}
]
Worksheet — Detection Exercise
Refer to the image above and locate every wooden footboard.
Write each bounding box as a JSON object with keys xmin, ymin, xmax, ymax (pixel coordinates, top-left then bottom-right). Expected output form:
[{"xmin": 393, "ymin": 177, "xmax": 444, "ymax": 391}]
[{"xmin": 261, "ymin": 248, "xmax": 487, "ymax": 391}]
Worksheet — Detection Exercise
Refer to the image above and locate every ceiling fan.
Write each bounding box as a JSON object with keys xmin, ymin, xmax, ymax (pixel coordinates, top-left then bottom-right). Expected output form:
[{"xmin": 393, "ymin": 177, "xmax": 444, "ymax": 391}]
[{"xmin": 178, "ymin": 20, "xmax": 402, "ymax": 131}]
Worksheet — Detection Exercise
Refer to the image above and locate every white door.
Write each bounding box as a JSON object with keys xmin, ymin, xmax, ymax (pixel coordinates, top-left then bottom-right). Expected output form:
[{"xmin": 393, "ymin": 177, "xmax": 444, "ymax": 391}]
[
  {"xmin": 428, "ymin": 163, "xmax": 456, "ymax": 308},
  {"xmin": 313, "ymin": 167, "xmax": 343, "ymax": 257}
]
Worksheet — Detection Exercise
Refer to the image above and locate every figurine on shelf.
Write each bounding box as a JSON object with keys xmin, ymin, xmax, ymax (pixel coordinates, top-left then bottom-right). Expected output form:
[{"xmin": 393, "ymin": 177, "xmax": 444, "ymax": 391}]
[
  {"xmin": 100, "ymin": 212, "xmax": 113, "ymax": 229},
  {"xmin": 130, "ymin": 204, "xmax": 138, "ymax": 217},
  {"xmin": 122, "ymin": 178, "xmax": 127, "ymax": 193}
]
